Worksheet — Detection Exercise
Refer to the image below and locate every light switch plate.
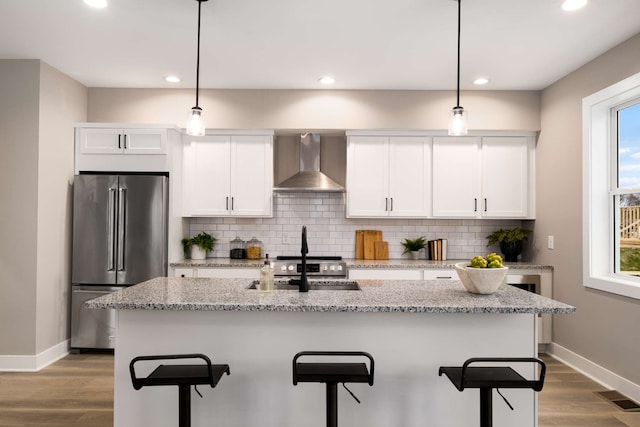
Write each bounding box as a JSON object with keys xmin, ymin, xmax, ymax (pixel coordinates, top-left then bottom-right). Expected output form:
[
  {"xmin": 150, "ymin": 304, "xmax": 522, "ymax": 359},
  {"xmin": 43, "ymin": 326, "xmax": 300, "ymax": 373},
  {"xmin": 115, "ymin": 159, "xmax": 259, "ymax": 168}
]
[{"xmin": 547, "ymin": 235, "xmax": 554, "ymax": 250}]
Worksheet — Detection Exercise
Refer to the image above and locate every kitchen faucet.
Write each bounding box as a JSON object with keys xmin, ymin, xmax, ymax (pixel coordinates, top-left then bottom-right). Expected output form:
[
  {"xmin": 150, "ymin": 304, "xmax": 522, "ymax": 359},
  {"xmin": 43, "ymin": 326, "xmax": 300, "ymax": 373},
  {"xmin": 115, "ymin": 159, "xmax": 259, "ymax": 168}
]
[{"xmin": 289, "ymin": 225, "xmax": 309, "ymax": 292}]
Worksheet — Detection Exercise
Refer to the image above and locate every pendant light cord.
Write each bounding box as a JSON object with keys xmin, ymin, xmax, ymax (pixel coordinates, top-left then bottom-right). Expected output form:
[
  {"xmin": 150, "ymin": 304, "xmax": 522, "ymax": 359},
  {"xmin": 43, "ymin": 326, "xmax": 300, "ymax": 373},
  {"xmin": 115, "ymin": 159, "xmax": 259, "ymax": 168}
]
[
  {"xmin": 456, "ymin": 0, "xmax": 461, "ymax": 108},
  {"xmin": 195, "ymin": 0, "xmax": 203, "ymax": 108}
]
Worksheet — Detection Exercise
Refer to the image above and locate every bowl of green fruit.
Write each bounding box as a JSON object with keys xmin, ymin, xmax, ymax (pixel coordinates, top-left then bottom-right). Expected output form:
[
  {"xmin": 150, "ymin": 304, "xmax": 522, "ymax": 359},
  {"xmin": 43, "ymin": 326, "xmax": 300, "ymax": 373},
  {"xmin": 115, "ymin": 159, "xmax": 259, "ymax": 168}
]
[{"xmin": 455, "ymin": 253, "xmax": 508, "ymax": 294}]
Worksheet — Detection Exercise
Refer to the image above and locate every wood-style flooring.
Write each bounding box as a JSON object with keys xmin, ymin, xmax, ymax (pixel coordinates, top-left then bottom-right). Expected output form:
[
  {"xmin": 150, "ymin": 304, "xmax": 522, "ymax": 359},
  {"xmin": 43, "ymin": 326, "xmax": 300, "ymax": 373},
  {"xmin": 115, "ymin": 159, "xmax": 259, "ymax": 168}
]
[{"xmin": 0, "ymin": 353, "xmax": 638, "ymax": 426}]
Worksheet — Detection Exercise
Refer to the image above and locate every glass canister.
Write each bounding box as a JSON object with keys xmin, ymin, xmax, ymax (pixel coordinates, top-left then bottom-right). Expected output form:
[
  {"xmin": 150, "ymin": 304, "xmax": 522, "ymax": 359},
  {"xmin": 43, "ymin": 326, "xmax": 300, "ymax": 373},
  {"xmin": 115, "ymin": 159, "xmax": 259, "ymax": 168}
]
[
  {"xmin": 245, "ymin": 236, "xmax": 262, "ymax": 260},
  {"xmin": 230, "ymin": 236, "xmax": 246, "ymax": 259}
]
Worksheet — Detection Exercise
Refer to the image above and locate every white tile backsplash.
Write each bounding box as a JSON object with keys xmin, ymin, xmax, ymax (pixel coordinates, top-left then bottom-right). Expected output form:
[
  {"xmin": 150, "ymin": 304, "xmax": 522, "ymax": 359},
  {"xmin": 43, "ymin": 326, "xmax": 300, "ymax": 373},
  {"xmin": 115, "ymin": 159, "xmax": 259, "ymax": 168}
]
[{"xmin": 189, "ymin": 192, "xmax": 522, "ymax": 260}]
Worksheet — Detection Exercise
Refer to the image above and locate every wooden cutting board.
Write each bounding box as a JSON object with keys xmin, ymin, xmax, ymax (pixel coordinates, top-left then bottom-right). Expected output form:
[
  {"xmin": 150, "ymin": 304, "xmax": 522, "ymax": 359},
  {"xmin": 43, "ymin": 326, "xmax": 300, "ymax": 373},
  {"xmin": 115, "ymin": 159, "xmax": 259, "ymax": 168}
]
[
  {"xmin": 374, "ymin": 241, "xmax": 389, "ymax": 260},
  {"xmin": 364, "ymin": 230, "xmax": 382, "ymax": 260},
  {"xmin": 355, "ymin": 230, "xmax": 365, "ymax": 259}
]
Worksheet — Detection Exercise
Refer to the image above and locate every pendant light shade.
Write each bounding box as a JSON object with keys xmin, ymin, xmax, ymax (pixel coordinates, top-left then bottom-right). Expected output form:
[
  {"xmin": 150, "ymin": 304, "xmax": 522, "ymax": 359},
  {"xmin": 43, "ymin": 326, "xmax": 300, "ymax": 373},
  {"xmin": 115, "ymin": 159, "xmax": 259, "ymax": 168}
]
[
  {"xmin": 187, "ymin": 106, "xmax": 205, "ymax": 136},
  {"xmin": 186, "ymin": 0, "xmax": 208, "ymax": 136},
  {"xmin": 448, "ymin": 0, "xmax": 468, "ymax": 136}
]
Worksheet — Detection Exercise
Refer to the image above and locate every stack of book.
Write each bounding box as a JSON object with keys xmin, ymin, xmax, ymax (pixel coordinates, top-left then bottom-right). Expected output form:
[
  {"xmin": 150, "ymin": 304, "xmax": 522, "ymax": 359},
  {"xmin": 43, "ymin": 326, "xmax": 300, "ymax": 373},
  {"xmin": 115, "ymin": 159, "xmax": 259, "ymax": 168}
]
[{"xmin": 427, "ymin": 239, "xmax": 447, "ymax": 261}]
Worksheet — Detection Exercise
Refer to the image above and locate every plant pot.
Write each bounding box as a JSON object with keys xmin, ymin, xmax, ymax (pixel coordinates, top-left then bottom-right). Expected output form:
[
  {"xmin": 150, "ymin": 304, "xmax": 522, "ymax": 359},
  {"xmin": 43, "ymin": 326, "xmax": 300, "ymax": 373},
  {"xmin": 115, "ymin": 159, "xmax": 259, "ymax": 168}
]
[
  {"xmin": 190, "ymin": 246, "xmax": 207, "ymax": 260},
  {"xmin": 499, "ymin": 241, "xmax": 523, "ymax": 262},
  {"xmin": 410, "ymin": 251, "xmax": 420, "ymax": 260}
]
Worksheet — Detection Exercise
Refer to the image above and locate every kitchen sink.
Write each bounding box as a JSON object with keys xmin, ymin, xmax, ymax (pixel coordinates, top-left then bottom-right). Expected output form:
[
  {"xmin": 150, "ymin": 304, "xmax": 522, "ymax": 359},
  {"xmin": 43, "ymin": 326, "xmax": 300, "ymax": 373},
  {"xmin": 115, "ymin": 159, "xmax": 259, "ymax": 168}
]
[{"xmin": 248, "ymin": 280, "xmax": 361, "ymax": 291}]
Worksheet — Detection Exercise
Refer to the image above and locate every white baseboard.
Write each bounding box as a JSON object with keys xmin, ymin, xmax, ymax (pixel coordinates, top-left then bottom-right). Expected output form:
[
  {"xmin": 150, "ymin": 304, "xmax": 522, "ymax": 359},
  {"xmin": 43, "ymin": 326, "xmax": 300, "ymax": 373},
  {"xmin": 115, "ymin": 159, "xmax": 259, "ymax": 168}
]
[
  {"xmin": 0, "ymin": 340, "xmax": 69, "ymax": 372},
  {"xmin": 548, "ymin": 342, "xmax": 640, "ymax": 403}
]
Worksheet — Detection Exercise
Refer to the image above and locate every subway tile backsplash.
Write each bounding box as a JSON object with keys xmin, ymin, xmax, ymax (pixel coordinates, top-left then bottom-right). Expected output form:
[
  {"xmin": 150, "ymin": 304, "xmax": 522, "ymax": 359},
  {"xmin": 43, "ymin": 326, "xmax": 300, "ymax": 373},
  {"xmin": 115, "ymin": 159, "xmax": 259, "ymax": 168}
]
[{"xmin": 189, "ymin": 192, "xmax": 521, "ymax": 260}]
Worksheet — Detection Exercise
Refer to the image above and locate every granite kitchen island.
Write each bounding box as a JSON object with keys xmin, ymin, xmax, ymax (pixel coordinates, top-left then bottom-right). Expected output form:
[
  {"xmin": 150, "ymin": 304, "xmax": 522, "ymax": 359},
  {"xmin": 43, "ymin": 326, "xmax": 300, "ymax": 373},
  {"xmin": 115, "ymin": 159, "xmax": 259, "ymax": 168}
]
[{"xmin": 89, "ymin": 277, "xmax": 574, "ymax": 427}]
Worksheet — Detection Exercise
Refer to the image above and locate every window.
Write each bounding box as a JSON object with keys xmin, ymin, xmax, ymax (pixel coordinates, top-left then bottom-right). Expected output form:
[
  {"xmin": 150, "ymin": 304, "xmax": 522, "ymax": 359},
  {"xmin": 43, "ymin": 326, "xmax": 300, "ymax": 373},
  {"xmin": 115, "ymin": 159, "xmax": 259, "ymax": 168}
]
[{"xmin": 583, "ymin": 71, "xmax": 640, "ymax": 299}]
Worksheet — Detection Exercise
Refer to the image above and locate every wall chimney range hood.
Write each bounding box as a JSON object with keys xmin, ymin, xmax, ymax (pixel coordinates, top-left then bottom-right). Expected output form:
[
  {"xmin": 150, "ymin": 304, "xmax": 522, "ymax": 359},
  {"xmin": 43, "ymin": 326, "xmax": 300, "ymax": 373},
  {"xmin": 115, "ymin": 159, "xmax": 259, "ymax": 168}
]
[{"xmin": 274, "ymin": 133, "xmax": 344, "ymax": 192}]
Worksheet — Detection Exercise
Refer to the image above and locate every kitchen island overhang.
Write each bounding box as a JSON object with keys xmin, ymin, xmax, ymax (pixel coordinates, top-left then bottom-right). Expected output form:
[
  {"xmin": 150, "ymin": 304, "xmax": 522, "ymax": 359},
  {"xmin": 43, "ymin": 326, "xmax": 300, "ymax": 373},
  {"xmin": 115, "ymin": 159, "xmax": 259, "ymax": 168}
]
[{"xmin": 89, "ymin": 277, "xmax": 575, "ymax": 427}]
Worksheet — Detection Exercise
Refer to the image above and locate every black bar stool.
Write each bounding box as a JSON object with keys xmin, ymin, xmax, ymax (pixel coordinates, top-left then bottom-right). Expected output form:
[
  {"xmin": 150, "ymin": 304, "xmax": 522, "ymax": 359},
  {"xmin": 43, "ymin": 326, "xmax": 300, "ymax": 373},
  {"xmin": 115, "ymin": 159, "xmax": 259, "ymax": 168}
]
[
  {"xmin": 439, "ymin": 357, "xmax": 546, "ymax": 427},
  {"xmin": 293, "ymin": 351, "xmax": 375, "ymax": 427},
  {"xmin": 130, "ymin": 353, "xmax": 230, "ymax": 427}
]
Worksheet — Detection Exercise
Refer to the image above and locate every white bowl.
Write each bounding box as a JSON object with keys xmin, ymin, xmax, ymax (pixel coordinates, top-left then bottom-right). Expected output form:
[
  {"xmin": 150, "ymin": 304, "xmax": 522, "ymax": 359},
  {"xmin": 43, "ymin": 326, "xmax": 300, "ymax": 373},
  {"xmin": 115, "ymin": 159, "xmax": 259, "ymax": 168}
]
[{"xmin": 454, "ymin": 262, "xmax": 508, "ymax": 294}]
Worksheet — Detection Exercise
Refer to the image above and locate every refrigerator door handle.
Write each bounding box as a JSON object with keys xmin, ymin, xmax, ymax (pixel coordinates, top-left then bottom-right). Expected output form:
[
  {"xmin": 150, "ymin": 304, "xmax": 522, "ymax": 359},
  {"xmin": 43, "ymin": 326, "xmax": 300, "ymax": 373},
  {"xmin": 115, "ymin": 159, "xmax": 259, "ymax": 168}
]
[
  {"xmin": 107, "ymin": 188, "xmax": 117, "ymax": 271},
  {"xmin": 117, "ymin": 187, "xmax": 126, "ymax": 271}
]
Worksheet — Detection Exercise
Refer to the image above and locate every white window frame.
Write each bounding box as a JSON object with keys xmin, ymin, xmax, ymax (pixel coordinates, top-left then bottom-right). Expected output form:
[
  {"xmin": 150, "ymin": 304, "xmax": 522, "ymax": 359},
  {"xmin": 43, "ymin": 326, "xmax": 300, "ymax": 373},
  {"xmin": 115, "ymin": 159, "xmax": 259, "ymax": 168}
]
[{"xmin": 583, "ymin": 71, "xmax": 640, "ymax": 300}]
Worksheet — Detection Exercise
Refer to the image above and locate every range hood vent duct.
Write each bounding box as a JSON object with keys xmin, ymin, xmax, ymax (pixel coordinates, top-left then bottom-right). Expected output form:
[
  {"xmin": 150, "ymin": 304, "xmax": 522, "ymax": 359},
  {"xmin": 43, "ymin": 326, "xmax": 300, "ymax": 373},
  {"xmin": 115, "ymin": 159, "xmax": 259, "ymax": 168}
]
[{"xmin": 274, "ymin": 133, "xmax": 344, "ymax": 192}]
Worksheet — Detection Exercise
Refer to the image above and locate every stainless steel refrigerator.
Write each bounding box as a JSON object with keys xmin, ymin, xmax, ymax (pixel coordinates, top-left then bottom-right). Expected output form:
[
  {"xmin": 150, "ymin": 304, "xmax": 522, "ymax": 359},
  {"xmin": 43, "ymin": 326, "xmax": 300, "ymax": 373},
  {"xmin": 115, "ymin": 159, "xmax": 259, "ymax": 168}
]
[{"xmin": 71, "ymin": 173, "xmax": 168, "ymax": 350}]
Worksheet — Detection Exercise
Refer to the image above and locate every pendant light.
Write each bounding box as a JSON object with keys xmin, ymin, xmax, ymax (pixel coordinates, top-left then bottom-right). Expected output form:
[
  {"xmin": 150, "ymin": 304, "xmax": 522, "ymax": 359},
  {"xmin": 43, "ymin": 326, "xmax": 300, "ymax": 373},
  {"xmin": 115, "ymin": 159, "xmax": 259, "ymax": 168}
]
[
  {"xmin": 448, "ymin": 0, "xmax": 468, "ymax": 136},
  {"xmin": 186, "ymin": 0, "xmax": 208, "ymax": 136}
]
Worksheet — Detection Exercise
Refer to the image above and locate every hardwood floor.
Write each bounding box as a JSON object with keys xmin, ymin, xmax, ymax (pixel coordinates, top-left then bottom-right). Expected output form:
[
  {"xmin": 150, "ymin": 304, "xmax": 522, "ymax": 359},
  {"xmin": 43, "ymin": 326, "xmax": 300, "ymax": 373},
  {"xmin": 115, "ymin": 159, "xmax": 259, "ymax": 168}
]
[
  {"xmin": 539, "ymin": 354, "xmax": 640, "ymax": 427},
  {"xmin": 0, "ymin": 353, "xmax": 638, "ymax": 426},
  {"xmin": 0, "ymin": 353, "xmax": 113, "ymax": 427}
]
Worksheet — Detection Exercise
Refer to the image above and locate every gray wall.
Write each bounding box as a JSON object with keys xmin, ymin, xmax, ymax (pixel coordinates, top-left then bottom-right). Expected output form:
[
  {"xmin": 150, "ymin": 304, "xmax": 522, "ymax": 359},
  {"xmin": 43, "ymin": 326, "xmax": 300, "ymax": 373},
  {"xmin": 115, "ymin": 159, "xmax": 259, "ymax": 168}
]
[
  {"xmin": 0, "ymin": 60, "xmax": 41, "ymax": 354},
  {"xmin": 35, "ymin": 62, "xmax": 87, "ymax": 354},
  {"xmin": 0, "ymin": 59, "xmax": 86, "ymax": 356},
  {"xmin": 87, "ymin": 88, "xmax": 541, "ymax": 131},
  {"xmin": 536, "ymin": 32, "xmax": 640, "ymax": 385}
]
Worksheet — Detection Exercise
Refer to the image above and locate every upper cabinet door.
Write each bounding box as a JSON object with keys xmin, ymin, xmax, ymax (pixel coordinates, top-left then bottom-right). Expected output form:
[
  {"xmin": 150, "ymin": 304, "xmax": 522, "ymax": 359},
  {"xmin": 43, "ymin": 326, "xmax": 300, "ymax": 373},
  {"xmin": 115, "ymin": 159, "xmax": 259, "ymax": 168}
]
[
  {"xmin": 78, "ymin": 128, "xmax": 123, "ymax": 154},
  {"xmin": 388, "ymin": 136, "xmax": 431, "ymax": 217},
  {"xmin": 184, "ymin": 136, "xmax": 232, "ymax": 216},
  {"xmin": 347, "ymin": 136, "xmax": 389, "ymax": 217},
  {"xmin": 122, "ymin": 129, "xmax": 167, "ymax": 155},
  {"xmin": 230, "ymin": 135, "xmax": 273, "ymax": 217},
  {"xmin": 182, "ymin": 133, "xmax": 274, "ymax": 217},
  {"xmin": 432, "ymin": 137, "xmax": 481, "ymax": 218},
  {"xmin": 481, "ymin": 137, "xmax": 530, "ymax": 218},
  {"xmin": 78, "ymin": 128, "xmax": 167, "ymax": 155}
]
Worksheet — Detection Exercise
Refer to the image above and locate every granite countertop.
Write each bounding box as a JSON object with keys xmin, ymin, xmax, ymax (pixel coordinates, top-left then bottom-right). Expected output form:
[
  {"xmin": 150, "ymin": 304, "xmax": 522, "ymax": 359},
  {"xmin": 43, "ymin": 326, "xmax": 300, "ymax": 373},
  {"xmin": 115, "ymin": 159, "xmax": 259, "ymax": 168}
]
[
  {"xmin": 170, "ymin": 258, "xmax": 553, "ymax": 270},
  {"xmin": 87, "ymin": 277, "xmax": 574, "ymax": 314}
]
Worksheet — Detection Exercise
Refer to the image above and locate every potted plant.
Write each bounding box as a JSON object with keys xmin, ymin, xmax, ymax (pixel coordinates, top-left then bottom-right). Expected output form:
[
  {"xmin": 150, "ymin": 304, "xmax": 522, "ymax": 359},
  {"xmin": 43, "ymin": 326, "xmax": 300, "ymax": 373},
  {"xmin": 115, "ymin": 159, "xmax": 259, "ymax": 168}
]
[
  {"xmin": 181, "ymin": 232, "xmax": 217, "ymax": 260},
  {"xmin": 486, "ymin": 227, "xmax": 532, "ymax": 262},
  {"xmin": 401, "ymin": 236, "xmax": 427, "ymax": 260}
]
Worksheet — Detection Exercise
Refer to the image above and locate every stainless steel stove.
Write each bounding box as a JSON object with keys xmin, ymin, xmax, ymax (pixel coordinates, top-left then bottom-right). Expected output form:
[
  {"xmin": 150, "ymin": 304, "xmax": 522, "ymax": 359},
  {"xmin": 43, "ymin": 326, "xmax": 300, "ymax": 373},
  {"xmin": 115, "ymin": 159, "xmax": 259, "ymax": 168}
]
[{"xmin": 273, "ymin": 256, "xmax": 347, "ymax": 278}]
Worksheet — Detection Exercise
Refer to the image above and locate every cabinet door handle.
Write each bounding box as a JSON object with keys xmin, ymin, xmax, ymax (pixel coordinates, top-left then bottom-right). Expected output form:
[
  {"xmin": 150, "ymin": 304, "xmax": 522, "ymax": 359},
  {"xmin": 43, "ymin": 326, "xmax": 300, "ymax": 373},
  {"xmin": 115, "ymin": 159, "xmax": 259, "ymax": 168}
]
[
  {"xmin": 385, "ymin": 198, "xmax": 388, "ymax": 211},
  {"xmin": 474, "ymin": 198, "xmax": 478, "ymax": 212},
  {"xmin": 390, "ymin": 198, "xmax": 394, "ymax": 211},
  {"xmin": 123, "ymin": 134, "xmax": 128, "ymax": 149},
  {"xmin": 484, "ymin": 198, "xmax": 487, "ymax": 212},
  {"xmin": 226, "ymin": 196, "xmax": 229, "ymax": 210},
  {"xmin": 118, "ymin": 134, "xmax": 121, "ymax": 149},
  {"xmin": 231, "ymin": 197, "xmax": 234, "ymax": 210}
]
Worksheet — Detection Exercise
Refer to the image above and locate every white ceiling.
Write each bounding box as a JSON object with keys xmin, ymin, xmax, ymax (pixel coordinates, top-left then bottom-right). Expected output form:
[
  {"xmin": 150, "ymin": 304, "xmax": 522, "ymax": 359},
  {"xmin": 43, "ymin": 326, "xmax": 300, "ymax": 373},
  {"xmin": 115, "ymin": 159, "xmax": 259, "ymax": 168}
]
[{"xmin": 1, "ymin": 0, "xmax": 639, "ymax": 91}]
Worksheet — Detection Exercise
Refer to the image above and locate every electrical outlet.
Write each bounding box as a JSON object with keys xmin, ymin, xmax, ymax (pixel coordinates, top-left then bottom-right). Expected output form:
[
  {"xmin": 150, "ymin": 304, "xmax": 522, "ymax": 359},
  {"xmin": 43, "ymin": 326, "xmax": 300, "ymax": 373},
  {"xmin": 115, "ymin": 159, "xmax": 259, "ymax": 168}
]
[{"xmin": 547, "ymin": 235, "xmax": 554, "ymax": 250}]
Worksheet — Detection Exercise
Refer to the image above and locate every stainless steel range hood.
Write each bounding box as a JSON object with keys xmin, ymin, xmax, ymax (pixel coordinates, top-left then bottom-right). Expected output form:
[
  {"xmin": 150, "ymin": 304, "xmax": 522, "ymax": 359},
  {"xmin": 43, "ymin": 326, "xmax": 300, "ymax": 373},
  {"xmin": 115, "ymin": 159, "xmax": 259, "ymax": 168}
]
[{"xmin": 274, "ymin": 133, "xmax": 344, "ymax": 192}]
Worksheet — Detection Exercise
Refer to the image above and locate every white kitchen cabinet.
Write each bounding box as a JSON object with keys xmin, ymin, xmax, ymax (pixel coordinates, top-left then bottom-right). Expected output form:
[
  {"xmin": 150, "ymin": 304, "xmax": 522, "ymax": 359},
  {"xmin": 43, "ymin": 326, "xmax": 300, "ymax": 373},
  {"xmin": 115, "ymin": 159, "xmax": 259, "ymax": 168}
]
[
  {"xmin": 432, "ymin": 135, "xmax": 533, "ymax": 218},
  {"xmin": 348, "ymin": 269, "xmax": 423, "ymax": 280},
  {"xmin": 74, "ymin": 124, "xmax": 179, "ymax": 174},
  {"xmin": 78, "ymin": 127, "xmax": 167, "ymax": 155},
  {"xmin": 422, "ymin": 269, "xmax": 457, "ymax": 280},
  {"xmin": 182, "ymin": 132, "xmax": 273, "ymax": 217},
  {"xmin": 347, "ymin": 135, "xmax": 431, "ymax": 217},
  {"xmin": 432, "ymin": 137, "xmax": 480, "ymax": 217},
  {"xmin": 173, "ymin": 267, "xmax": 259, "ymax": 279}
]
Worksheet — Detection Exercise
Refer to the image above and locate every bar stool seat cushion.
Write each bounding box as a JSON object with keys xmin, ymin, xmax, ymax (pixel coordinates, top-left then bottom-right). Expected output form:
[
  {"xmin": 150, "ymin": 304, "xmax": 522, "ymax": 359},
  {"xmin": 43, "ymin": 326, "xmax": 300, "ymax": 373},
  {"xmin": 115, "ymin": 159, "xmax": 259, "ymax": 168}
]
[
  {"xmin": 295, "ymin": 362, "xmax": 370, "ymax": 384},
  {"xmin": 140, "ymin": 364, "xmax": 230, "ymax": 388},
  {"xmin": 439, "ymin": 366, "xmax": 532, "ymax": 390}
]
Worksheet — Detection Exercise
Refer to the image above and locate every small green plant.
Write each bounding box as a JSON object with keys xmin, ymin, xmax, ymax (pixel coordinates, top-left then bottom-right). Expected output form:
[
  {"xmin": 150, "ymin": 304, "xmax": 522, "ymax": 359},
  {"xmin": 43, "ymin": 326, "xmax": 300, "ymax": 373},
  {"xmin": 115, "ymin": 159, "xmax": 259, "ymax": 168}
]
[
  {"xmin": 401, "ymin": 236, "xmax": 427, "ymax": 254},
  {"xmin": 486, "ymin": 227, "xmax": 532, "ymax": 246},
  {"xmin": 181, "ymin": 232, "xmax": 217, "ymax": 258}
]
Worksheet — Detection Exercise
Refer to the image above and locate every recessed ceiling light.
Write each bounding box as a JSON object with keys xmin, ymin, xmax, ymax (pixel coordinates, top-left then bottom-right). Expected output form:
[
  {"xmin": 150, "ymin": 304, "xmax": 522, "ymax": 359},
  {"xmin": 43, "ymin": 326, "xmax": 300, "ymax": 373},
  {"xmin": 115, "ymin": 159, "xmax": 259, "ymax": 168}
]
[
  {"xmin": 165, "ymin": 75, "xmax": 181, "ymax": 83},
  {"xmin": 562, "ymin": 0, "xmax": 587, "ymax": 11},
  {"xmin": 83, "ymin": 0, "xmax": 108, "ymax": 8},
  {"xmin": 473, "ymin": 78, "xmax": 489, "ymax": 85},
  {"xmin": 318, "ymin": 76, "xmax": 335, "ymax": 85}
]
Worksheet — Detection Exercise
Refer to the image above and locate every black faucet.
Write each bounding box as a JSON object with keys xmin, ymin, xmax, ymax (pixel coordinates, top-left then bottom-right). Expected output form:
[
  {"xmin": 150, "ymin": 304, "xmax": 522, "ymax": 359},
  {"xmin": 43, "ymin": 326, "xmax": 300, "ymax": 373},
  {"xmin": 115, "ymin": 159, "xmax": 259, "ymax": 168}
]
[{"xmin": 289, "ymin": 225, "xmax": 309, "ymax": 292}]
